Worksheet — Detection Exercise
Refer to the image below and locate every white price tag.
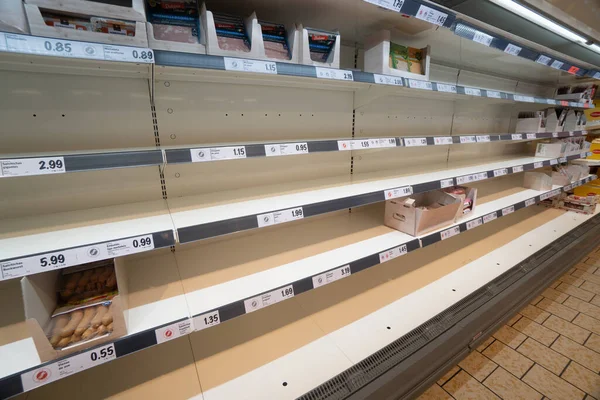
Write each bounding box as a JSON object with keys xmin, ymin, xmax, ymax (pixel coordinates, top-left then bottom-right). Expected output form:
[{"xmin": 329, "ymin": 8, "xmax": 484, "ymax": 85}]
[
  {"xmin": 440, "ymin": 178, "xmax": 454, "ymax": 188},
  {"xmin": 456, "ymin": 172, "xmax": 487, "ymax": 185},
  {"xmin": 514, "ymin": 95, "xmax": 535, "ymax": 102},
  {"xmin": 526, "ymin": 133, "xmax": 537, "ymax": 140},
  {"xmin": 103, "ymin": 45, "xmax": 154, "ymax": 63},
  {"xmin": 569, "ymin": 131, "xmax": 574, "ymax": 136},
  {"xmin": 193, "ymin": 310, "xmax": 220, "ymax": 331},
  {"xmin": 595, "ymin": 72, "xmax": 600, "ymax": 79},
  {"xmin": 434, "ymin": 137, "xmax": 453, "ymax": 145},
  {"xmin": 563, "ymin": 184, "xmax": 572, "ymax": 192},
  {"xmin": 379, "ymin": 244, "xmax": 408, "ymax": 263},
  {"xmin": 409, "ymin": 79, "xmax": 433, "ymax": 90},
  {"xmin": 1, "ymin": 234, "xmax": 154, "ymax": 280},
  {"xmin": 265, "ymin": 142, "xmax": 309, "ymax": 157},
  {"xmin": 559, "ymin": 157, "xmax": 567, "ymax": 163},
  {"xmin": 0, "ymin": 157, "xmax": 65, "ymax": 178},
  {"xmin": 352, "ymin": 139, "xmax": 375, "ymax": 149},
  {"xmin": 466, "ymin": 218, "xmax": 482, "ymax": 230},
  {"xmin": 415, "ymin": 4, "xmax": 448, "ymax": 25},
  {"xmin": 337, "ymin": 140, "xmax": 352, "ymax": 151},
  {"xmin": 224, "ymin": 57, "xmax": 277, "ymax": 74},
  {"xmin": 473, "ymin": 31, "xmax": 493, "ymax": 46},
  {"xmin": 476, "ymin": 135, "xmax": 491, "ymax": 143},
  {"xmin": 257, "ymin": 207, "xmax": 304, "ymax": 228},
  {"xmin": 512, "ymin": 165, "xmax": 524, "ymax": 173},
  {"xmin": 501, "ymin": 205, "xmax": 515, "ymax": 216},
  {"xmin": 582, "ymin": 130, "xmax": 588, "ymax": 136},
  {"xmin": 536, "ymin": 55, "xmax": 551, "ymax": 65},
  {"xmin": 404, "ymin": 137, "xmax": 428, "ymax": 147},
  {"xmin": 315, "ymin": 67, "xmax": 353, "ymax": 81},
  {"xmin": 379, "ymin": 138, "xmax": 398, "ymax": 148},
  {"xmin": 0, "ymin": 32, "xmax": 5, "ymax": 52},
  {"xmin": 437, "ymin": 83, "xmax": 457, "ymax": 93},
  {"xmin": 483, "ymin": 212, "xmax": 498, "ymax": 224},
  {"xmin": 540, "ymin": 191, "xmax": 553, "ymax": 201},
  {"xmin": 363, "ymin": 0, "xmax": 404, "ymax": 12},
  {"xmin": 550, "ymin": 60, "xmax": 564, "ymax": 70},
  {"xmin": 525, "ymin": 198, "xmax": 536, "ymax": 207},
  {"xmin": 486, "ymin": 90, "xmax": 502, "ymax": 99},
  {"xmin": 384, "ymin": 186, "xmax": 413, "ymax": 199},
  {"xmin": 511, "ymin": 133, "xmax": 524, "ymax": 140},
  {"xmin": 190, "ymin": 146, "xmax": 246, "ymax": 162},
  {"xmin": 464, "ymin": 88, "xmax": 482, "ymax": 96},
  {"xmin": 534, "ymin": 161, "xmax": 544, "ymax": 169},
  {"xmin": 244, "ymin": 285, "xmax": 294, "ymax": 313},
  {"xmin": 550, "ymin": 159, "xmax": 558, "ymax": 165},
  {"xmin": 547, "ymin": 99, "xmax": 557, "ymax": 105},
  {"xmin": 460, "ymin": 136, "xmax": 476, "ymax": 144},
  {"xmin": 155, "ymin": 319, "xmax": 193, "ymax": 344},
  {"xmin": 312, "ymin": 265, "xmax": 351, "ymax": 288},
  {"xmin": 552, "ymin": 132, "xmax": 559, "ymax": 138},
  {"xmin": 580, "ymin": 152, "xmax": 587, "ymax": 159},
  {"xmin": 440, "ymin": 226, "xmax": 460, "ymax": 240},
  {"xmin": 504, "ymin": 44, "xmax": 522, "ymax": 56},
  {"xmin": 374, "ymin": 74, "xmax": 403, "ymax": 86},
  {"xmin": 493, "ymin": 168, "xmax": 508, "ymax": 177}
]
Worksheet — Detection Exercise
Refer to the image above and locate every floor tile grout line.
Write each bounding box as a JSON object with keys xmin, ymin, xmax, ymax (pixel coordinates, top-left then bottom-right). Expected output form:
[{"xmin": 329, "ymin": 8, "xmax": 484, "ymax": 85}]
[
  {"xmin": 438, "ymin": 366, "xmax": 462, "ymax": 387},
  {"xmin": 481, "ymin": 365, "xmax": 543, "ymax": 400},
  {"xmin": 476, "ymin": 338, "xmax": 496, "ymax": 354},
  {"xmin": 559, "ymin": 360, "xmax": 599, "ymax": 398},
  {"xmin": 559, "ymin": 359, "xmax": 572, "ymax": 377}
]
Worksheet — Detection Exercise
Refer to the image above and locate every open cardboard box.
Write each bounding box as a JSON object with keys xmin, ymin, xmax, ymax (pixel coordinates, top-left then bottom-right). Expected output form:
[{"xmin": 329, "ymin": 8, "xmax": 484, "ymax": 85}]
[
  {"xmin": 384, "ymin": 191, "xmax": 462, "ymax": 236},
  {"xmin": 21, "ymin": 266, "xmax": 126, "ymax": 363},
  {"xmin": 524, "ymin": 171, "xmax": 553, "ymax": 191}
]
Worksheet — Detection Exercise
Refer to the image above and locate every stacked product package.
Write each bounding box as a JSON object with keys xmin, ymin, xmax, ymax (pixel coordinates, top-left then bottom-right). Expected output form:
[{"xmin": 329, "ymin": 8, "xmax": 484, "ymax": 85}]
[
  {"xmin": 389, "ymin": 42, "xmax": 424, "ymax": 75},
  {"xmin": 43, "ymin": 12, "xmax": 135, "ymax": 36},
  {"xmin": 214, "ymin": 13, "xmax": 251, "ymax": 52},
  {"xmin": 147, "ymin": 0, "xmax": 201, "ymax": 44},
  {"xmin": 260, "ymin": 21, "xmax": 291, "ymax": 60},
  {"xmin": 306, "ymin": 28, "xmax": 337, "ymax": 62}
]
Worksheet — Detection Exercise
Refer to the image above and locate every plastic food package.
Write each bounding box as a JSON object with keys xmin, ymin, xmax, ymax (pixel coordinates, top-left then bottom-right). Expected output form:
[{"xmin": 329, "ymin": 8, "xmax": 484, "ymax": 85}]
[
  {"xmin": 389, "ymin": 42, "xmax": 424, "ymax": 74},
  {"xmin": 47, "ymin": 303, "xmax": 115, "ymax": 350},
  {"xmin": 306, "ymin": 28, "xmax": 336, "ymax": 63},
  {"xmin": 146, "ymin": 0, "xmax": 201, "ymax": 43},
  {"xmin": 154, "ymin": 23, "xmax": 198, "ymax": 43},
  {"xmin": 260, "ymin": 21, "xmax": 290, "ymax": 60},
  {"xmin": 43, "ymin": 12, "xmax": 92, "ymax": 31},
  {"xmin": 91, "ymin": 17, "xmax": 136, "ymax": 36},
  {"xmin": 146, "ymin": 0, "xmax": 198, "ymax": 16},
  {"xmin": 214, "ymin": 13, "xmax": 251, "ymax": 52}
]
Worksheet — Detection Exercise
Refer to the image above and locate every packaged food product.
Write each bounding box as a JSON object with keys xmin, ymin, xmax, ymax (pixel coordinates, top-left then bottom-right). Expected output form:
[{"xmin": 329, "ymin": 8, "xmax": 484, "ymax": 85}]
[
  {"xmin": 91, "ymin": 17, "xmax": 136, "ymax": 36},
  {"xmin": 214, "ymin": 13, "xmax": 251, "ymax": 52},
  {"xmin": 260, "ymin": 21, "xmax": 290, "ymax": 60},
  {"xmin": 47, "ymin": 302, "xmax": 116, "ymax": 350},
  {"xmin": 389, "ymin": 42, "xmax": 424, "ymax": 74},
  {"xmin": 146, "ymin": 0, "xmax": 198, "ymax": 16},
  {"xmin": 42, "ymin": 12, "xmax": 92, "ymax": 31},
  {"xmin": 154, "ymin": 23, "xmax": 198, "ymax": 43},
  {"xmin": 306, "ymin": 28, "xmax": 336, "ymax": 63}
]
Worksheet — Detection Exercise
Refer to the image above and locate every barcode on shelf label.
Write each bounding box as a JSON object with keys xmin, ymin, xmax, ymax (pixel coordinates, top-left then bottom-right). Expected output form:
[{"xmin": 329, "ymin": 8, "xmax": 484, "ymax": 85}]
[
  {"xmin": 456, "ymin": 172, "xmax": 487, "ymax": 184},
  {"xmin": 476, "ymin": 135, "xmax": 491, "ymax": 143},
  {"xmin": 265, "ymin": 142, "xmax": 309, "ymax": 157},
  {"xmin": 504, "ymin": 44, "xmax": 522, "ymax": 56},
  {"xmin": 525, "ymin": 198, "xmax": 536, "ymax": 207},
  {"xmin": 363, "ymin": 0, "xmax": 405, "ymax": 12},
  {"xmin": 440, "ymin": 178, "xmax": 454, "ymax": 188},
  {"xmin": 409, "ymin": 79, "xmax": 433, "ymax": 90},
  {"xmin": 486, "ymin": 90, "xmax": 502, "ymax": 99},
  {"xmin": 550, "ymin": 159, "xmax": 558, "ymax": 165},
  {"xmin": 434, "ymin": 137, "xmax": 453, "ymax": 145},
  {"xmin": 493, "ymin": 168, "xmax": 508, "ymax": 177},
  {"xmin": 464, "ymin": 88, "xmax": 482, "ymax": 96},
  {"xmin": 550, "ymin": 60, "xmax": 564, "ymax": 70},
  {"xmin": 441, "ymin": 226, "xmax": 460, "ymax": 240},
  {"xmin": 559, "ymin": 157, "xmax": 567, "ymax": 163},
  {"xmin": 312, "ymin": 265, "xmax": 351, "ymax": 288},
  {"xmin": 257, "ymin": 207, "xmax": 304, "ymax": 228},
  {"xmin": 379, "ymin": 244, "xmax": 408, "ymax": 263},
  {"xmin": 244, "ymin": 285, "xmax": 294, "ymax": 313},
  {"xmin": 155, "ymin": 319, "xmax": 194, "ymax": 344},
  {"xmin": 384, "ymin": 186, "xmax": 413, "ymax": 199},
  {"xmin": 540, "ymin": 189, "xmax": 561, "ymax": 200},
  {"xmin": 502, "ymin": 205, "xmax": 515, "ymax": 216},
  {"xmin": 536, "ymin": 55, "xmax": 551, "ymax": 65},
  {"xmin": 193, "ymin": 310, "xmax": 220, "ymax": 331},
  {"xmin": 0, "ymin": 156, "xmax": 65, "ymax": 178},
  {"xmin": 514, "ymin": 95, "xmax": 535, "ymax": 103},
  {"xmin": 374, "ymin": 74, "xmax": 403, "ymax": 86},
  {"xmin": 534, "ymin": 162, "xmax": 544, "ymax": 168},
  {"xmin": 460, "ymin": 136, "xmax": 476, "ymax": 144},
  {"xmin": 21, "ymin": 343, "xmax": 117, "ymax": 391},
  {"xmin": 473, "ymin": 31, "xmax": 493, "ymax": 46},
  {"xmin": 1, "ymin": 234, "xmax": 155, "ymax": 280},
  {"xmin": 512, "ymin": 165, "xmax": 524, "ymax": 173},
  {"xmin": 526, "ymin": 133, "xmax": 537, "ymax": 140},
  {"xmin": 483, "ymin": 212, "xmax": 498, "ymax": 224},
  {"xmin": 511, "ymin": 134, "xmax": 524, "ymax": 140},
  {"xmin": 190, "ymin": 146, "xmax": 246, "ymax": 162},
  {"xmin": 552, "ymin": 132, "xmax": 559, "ymax": 137},
  {"xmin": 415, "ymin": 4, "xmax": 448, "ymax": 25},
  {"xmin": 466, "ymin": 218, "xmax": 483, "ymax": 230},
  {"xmin": 315, "ymin": 67, "xmax": 353, "ymax": 81},
  {"xmin": 1, "ymin": 33, "xmax": 154, "ymax": 63},
  {"xmin": 404, "ymin": 137, "xmax": 428, "ymax": 147},
  {"xmin": 224, "ymin": 57, "xmax": 277, "ymax": 74},
  {"xmin": 437, "ymin": 83, "xmax": 457, "ymax": 93}
]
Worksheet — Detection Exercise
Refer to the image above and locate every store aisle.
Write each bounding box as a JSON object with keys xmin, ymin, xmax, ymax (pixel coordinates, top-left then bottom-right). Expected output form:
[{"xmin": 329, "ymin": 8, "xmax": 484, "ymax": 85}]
[{"xmin": 419, "ymin": 247, "xmax": 600, "ymax": 400}]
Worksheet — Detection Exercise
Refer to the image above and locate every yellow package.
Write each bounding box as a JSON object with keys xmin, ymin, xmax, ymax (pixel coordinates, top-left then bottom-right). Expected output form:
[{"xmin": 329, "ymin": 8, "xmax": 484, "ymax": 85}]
[{"xmin": 574, "ymin": 183, "xmax": 600, "ymax": 197}]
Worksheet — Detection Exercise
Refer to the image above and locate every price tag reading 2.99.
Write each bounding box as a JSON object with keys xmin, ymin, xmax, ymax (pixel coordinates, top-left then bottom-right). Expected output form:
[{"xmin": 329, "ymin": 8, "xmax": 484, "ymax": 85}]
[{"xmin": 0, "ymin": 156, "xmax": 65, "ymax": 178}]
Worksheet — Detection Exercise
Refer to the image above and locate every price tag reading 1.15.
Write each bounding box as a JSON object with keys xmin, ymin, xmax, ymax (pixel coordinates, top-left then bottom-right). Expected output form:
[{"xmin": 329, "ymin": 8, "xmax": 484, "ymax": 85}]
[
  {"xmin": 257, "ymin": 207, "xmax": 304, "ymax": 228},
  {"xmin": 224, "ymin": 57, "xmax": 277, "ymax": 74},
  {"xmin": 0, "ymin": 156, "xmax": 65, "ymax": 177},
  {"xmin": 190, "ymin": 146, "xmax": 246, "ymax": 162}
]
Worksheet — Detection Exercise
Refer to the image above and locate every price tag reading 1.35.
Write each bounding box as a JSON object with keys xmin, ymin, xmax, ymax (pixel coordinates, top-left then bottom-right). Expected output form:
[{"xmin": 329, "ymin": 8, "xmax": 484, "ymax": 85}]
[
  {"xmin": 244, "ymin": 285, "xmax": 294, "ymax": 313},
  {"xmin": 0, "ymin": 157, "xmax": 65, "ymax": 178},
  {"xmin": 315, "ymin": 67, "xmax": 353, "ymax": 81},
  {"xmin": 257, "ymin": 207, "xmax": 304, "ymax": 228},
  {"xmin": 265, "ymin": 142, "xmax": 309, "ymax": 157},
  {"xmin": 224, "ymin": 57, "xmax": 277, "ymax": 74},
  {"xmin": 193, "ymin": 310, "xmax": 220, "ymax": 332},
  {"xmin": 190, "ymin": 146, "xmax": 246, "ymax": 162}
]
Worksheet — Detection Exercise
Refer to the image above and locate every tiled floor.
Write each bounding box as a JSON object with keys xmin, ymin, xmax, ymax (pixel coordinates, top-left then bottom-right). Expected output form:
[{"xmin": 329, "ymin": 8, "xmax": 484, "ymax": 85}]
[{"xmin": 419, "ymin": 248, "xmax": 600, "ymax": 400}]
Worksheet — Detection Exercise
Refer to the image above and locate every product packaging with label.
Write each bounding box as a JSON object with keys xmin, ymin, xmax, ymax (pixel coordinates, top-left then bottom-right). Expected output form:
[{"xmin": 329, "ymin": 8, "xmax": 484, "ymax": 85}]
[
  {"xmin": 214, "ymin": 12, "xmax": 251, "ymax": 52},
  {"xmin": 306, "ymin": 28, "xmax": 337, "ymax": 63}
]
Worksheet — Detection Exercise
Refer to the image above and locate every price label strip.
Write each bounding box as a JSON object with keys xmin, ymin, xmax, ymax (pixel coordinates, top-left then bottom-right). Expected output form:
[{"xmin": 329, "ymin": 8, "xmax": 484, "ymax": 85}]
[
  {"xmin": 312, "ymin": 265, "xmax": 351, "ymax": 288},
  {"xmin": 257, "ymin": 207, "xmax": 304, "ymax": 228},
  {"xmin": 464, "ymin": 88, "xmax": 481, "ymax": 96},
  {"xmin": 493, "ymin": 168, "xmax": 508, "ymax": 177},
  {"xmin": 466, "ymin": 218, "xmax": 482, "ymax": 230},
  {"xmin": 486, "ymin": 90, "xmax": 502, "ymax": 99},
  {"xmin": 374, "ymin": 74, "xmax": 403, "ymax": 86},
  {"xmin": 193, "ymin": 310, "xmax": 221, "ymax": 332},
  {"xmin": 315, "ymin": 67, "xmax": 354, "ymax": 81},
  {"xmin": 504, "ymin": 44, "xmax": 522, "ymax": 56},
  {"xmin": 415, "ymin": 4, "xmax": 448, "ymax": 26},
  {"xmin": 483, "ymin": 212, "xmax": 498, "ymax": 224},
  {"xmin": 460, "ymin": 136, "xmax": 476, "ymax": 144},
  {"xmin": 384, "ymin": 186, "xmax": 413, "ymax": 199},
  {"xmin": 512, "ymin": 165, "xmax": 524, "ymax": 173},
  {"xmin": 440, "ymin": 178, "xmax": 454, "ymax": 188},
  {"xmin": 404, "ymin": 137, "xmax": 428, "ymax": 147},
  {"xmin": 456, "ymin": 172, "xmax": 488, "ymax": 185},
  {"xmin": 190, "ymin": 146, "xmax": 246, "ymax": 162},
  {"xmin": 525, "ymin": 198, "xmax": 537, "ymax": 207},
  {"xmin": 1, "ymin": 33, "xmax": 154, "ymax": 63},
  {"xmin": 501, "ymin": 205, "xmax": 515, "ymax": 216},
  {"xmin": 363, "ymin": 0, "xmax": 404, "ymax": 12},
  {"xmin": 379, "ymin": 244, "xmax": 408, "ymax": 263},
  {"xmin": 224, "ymin": 57, "xmax": 277, "ymax": 74},
  {"xmin": 440, "ymin": 226, "xmax": 460, "ymax": 240},
  {"xmin": 155, "ymin": 319, "xmax": 194, "ymax": 344},
  {"xmin": 1, "ymin": 234, "xmax": 157, "ymax": 280},
  {"xmin": 244, "ymin": 285, "xmax": 294, "ymax": 313},
  {"xmin": 0, "ymin": 156, "xmax": 65, "ymax": 178},
  {"xmin": 514, "ymin": 95, "xmax": 535, "ymax": 103},
  {"xmin": 434, "ymin": 137, "xmax": 453, "ymax": 145},
  {"xmin": 473, "ymin": 31, "xmax": 493, "ymax": 46},
  {"xmin": 408, "ymin": 79, "xmax": 433, "ymax": 90},
  {"xmin": 437, "ymin": 83, "xmax": 457, "ymax": 93},
  {"xmin": 265, "ymin": 142, "xmax": 308, "ymax": 157},
  {"xmin": 476, "ymin": 135, "xmax": 491, "ymax": 143}
]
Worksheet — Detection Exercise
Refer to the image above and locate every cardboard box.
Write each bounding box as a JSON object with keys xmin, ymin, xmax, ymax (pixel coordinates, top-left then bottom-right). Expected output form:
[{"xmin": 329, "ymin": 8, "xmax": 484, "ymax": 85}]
[
  {"xmin": 443, "ymin": 186, "xmax": 477, "ymax": 219},
  {"xmin": 524, "ymin": 172, "xmax": 553, "ymax": 191},
  {"xmin": 535, "ymin": 142, "xmax": 566, "ymax": 158},
  {"xmin": 384, "ymin": 191, "xmax": 461, "ymax": 236}
]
